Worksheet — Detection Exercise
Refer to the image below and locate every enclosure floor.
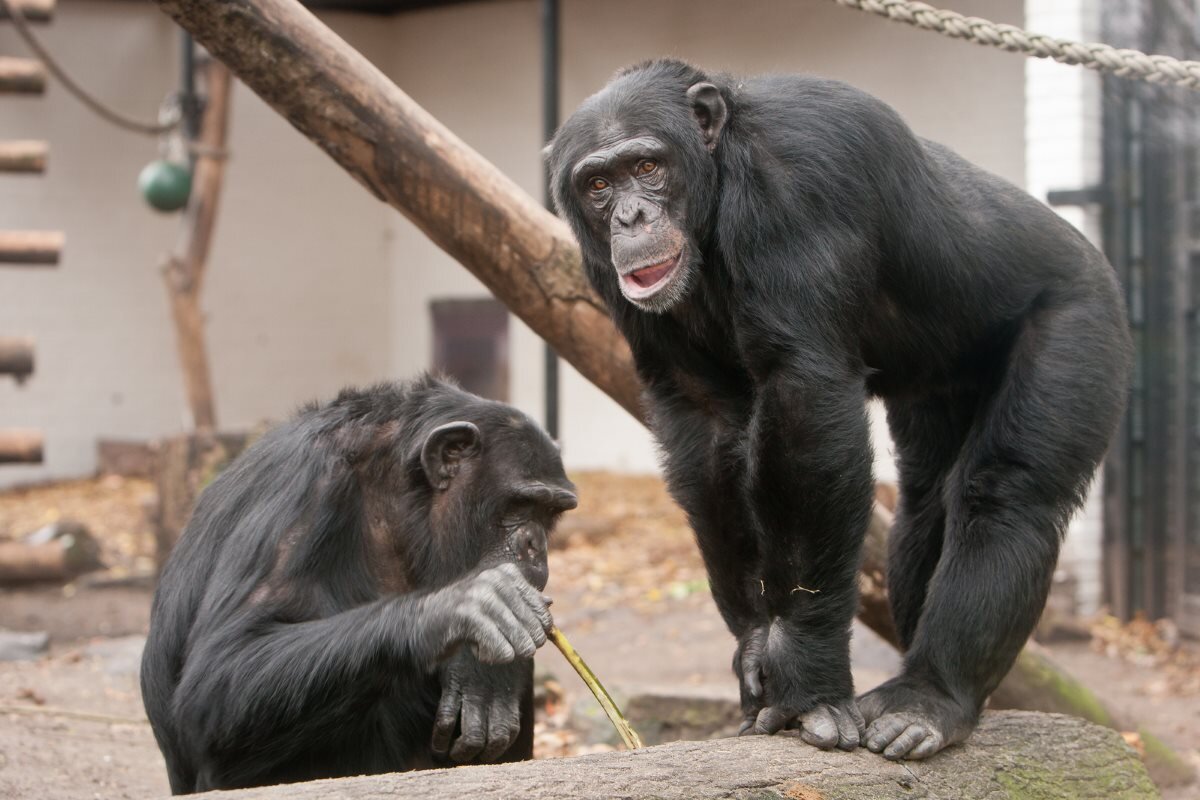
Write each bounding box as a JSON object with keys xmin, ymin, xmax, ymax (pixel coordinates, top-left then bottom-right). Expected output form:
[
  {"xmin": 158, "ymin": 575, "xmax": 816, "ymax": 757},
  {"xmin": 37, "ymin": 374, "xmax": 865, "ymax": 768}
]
[{"xmin": 0, "ymin": 473, "xmax": 1197, "ymax": 798}]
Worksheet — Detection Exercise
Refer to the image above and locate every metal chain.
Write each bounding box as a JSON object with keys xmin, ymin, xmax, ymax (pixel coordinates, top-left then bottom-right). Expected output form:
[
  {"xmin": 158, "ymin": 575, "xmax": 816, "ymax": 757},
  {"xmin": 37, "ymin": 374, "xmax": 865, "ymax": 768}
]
[{"xmin": 834, "ymin": 0, "xmax": 1200, "ymax": 90}]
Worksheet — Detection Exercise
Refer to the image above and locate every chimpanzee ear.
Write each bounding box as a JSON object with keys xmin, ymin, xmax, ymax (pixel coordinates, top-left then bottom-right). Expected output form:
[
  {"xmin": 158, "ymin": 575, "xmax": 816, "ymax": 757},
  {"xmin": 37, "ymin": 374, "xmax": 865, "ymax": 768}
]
[
  {"xmin": 687, "ymin": 82, "xmax": 726, "ymax": 153},
  {"xmin": 420, "ymin": 421, "xmax": 482, "ymax": 491}
]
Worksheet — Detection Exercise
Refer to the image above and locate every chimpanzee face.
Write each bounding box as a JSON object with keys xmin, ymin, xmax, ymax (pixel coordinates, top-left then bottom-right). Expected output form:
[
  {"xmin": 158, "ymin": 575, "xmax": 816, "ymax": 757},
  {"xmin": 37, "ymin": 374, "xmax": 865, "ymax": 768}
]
[
  {"xmin": 550, "ymin": 75, "xmax": 727, "ymax": 314},
  {"xmin": 570, "ymin": 135, "xmax": 693, "ymax": 312},
  {"xmin": 420, "ymin": 418, "xmax": 577, "ymax": 591}
]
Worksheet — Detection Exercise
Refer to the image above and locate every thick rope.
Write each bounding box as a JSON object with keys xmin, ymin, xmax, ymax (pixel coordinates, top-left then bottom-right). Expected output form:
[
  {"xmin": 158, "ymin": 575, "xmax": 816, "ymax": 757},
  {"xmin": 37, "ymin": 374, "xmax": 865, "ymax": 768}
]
[
  {"xmin": 0, "ymin": 0, "xmax": 179, "ymax": 134},
  {"xmin": 835, "ymin": 0, "xmax": 1200, "ymax": 91}
]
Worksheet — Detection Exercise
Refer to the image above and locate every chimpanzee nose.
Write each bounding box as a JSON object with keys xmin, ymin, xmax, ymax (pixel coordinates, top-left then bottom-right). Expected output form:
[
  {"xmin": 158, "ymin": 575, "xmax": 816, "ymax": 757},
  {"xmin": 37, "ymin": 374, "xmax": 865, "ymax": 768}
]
[
  {"xmin": 513, "ymin": 528, "xmax": 549, "ymax": 591},
  {"xmin": 614, "ymin": 202, "xmax": 645, "ymax": 231}
]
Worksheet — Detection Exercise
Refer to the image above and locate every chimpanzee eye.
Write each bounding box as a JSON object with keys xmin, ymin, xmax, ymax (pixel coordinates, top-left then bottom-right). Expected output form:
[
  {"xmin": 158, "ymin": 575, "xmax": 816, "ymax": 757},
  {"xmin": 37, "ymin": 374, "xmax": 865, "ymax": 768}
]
[
  {"xmin": 589, "ymin": 177, "xmax": 609, "ymax": 192},
  {"xmin": 638, "ymin": 160, "xmax": 658, "ymax": 175}
]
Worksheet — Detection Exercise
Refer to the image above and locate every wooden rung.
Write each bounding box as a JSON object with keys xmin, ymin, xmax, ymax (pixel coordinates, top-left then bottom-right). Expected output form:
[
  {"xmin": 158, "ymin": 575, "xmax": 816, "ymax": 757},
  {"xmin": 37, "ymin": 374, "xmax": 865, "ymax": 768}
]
[
  {"xmin": 0, "ymin": 337, "xmax": 34, "ymax": 379},
  {"xmin": 0, "ymin": 141, "xmax": 47, "ymax": 173},
  {"xmin": 0, "ymin": 0, "xmax": 55, "ymax": 23},
  {"xmin": 0, "ymin": 231, "xmax": 63, "ymax": 265},
  {"xmin": 0, "ymin": 429, "xmax": 43, "ymax": 464},
  {"xmin": 0, "ymin": 56, "xmax": 46, "ymax": 94}
]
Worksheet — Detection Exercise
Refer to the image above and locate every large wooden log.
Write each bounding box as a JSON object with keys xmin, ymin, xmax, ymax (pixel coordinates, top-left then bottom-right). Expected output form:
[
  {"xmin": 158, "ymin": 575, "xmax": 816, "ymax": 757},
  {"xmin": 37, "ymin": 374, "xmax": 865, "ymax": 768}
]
[
  {"xmin": 0, "ymin": 56, "xmax": 45, "ymax": 94},
  {"xmin": 0, "ymin": 0, "xmax": 53, "ymax": 23},
  {"xmin": 0, "ymin": 521, "xmax": 104, "ymax": 584},
  {"xmin": 153, "ymin": 0, "xmax": 640, "ymax": 419},
  {"xmin": 179, "ymin": 712, "xmax": 1152, "ymax": 800},
  {"xmin": 0, "ymin": 140, "xmax": 46, "ymax": 173},
  {"xmin": 0, "ymin": 336, "xmax": 34, "ymax": 379},
  {"xmin": 0, "ymin": 230, "xmax": 62, "ymax": 265},
  {"xmin": 0, "ymin": 429, "xmax": 42, "ymax": 463},
  {"xmin": 149, "ymin": 0, "xmax": 1192, "ymax": 787}
]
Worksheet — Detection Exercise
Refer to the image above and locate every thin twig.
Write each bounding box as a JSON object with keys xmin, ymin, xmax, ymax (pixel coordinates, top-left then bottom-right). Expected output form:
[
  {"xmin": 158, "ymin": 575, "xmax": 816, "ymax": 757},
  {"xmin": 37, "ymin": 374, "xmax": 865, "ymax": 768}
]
[
  {"xmin": 0, "ymin": 703, "xmax": 148, "ymax": 726},
  {"xmin": 548, "ymin": 626, "xmax": 643, "ymax": 750}
]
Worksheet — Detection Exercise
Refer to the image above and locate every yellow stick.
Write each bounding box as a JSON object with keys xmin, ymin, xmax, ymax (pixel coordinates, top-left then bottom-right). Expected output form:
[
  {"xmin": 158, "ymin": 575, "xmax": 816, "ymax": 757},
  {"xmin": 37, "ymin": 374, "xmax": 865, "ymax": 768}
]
[{"xmin": 548, "ymin": 626, "xmax": 644, "ymax": 750}]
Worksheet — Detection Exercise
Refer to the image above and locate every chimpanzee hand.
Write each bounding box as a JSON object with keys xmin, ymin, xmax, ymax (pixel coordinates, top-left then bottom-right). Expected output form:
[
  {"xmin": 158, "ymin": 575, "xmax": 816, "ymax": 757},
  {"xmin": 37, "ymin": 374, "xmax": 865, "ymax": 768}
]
[
  {"xmin": 431, "ymin": 649, "xmax": 529, "ymax": 763},
  {"xmin": 734, "ymin": 620, "xmax": 863, "ymax": 750},
  {"xmin": 421, "ymin": 563, "xmax": 552, "ymax": 668}
]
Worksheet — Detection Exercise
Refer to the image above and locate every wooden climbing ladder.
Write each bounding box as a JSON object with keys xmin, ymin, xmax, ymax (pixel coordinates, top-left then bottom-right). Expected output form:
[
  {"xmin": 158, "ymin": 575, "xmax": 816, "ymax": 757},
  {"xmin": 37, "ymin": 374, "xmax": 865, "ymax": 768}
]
[{"xmin": 0, "ymin": 0, "xmax": 61, "ymax": 466}]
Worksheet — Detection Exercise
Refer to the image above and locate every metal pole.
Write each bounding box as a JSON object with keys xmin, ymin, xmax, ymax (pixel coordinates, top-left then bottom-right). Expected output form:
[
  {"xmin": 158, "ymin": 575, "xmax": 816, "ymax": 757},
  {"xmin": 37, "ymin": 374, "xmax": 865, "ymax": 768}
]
[
  {"xmin": 541, "ymin": 0, "xmax": 561, "ymax": 440},
  {"xmin": 180, "ymin": 31, "xmax": 200, "ymax": 153}
]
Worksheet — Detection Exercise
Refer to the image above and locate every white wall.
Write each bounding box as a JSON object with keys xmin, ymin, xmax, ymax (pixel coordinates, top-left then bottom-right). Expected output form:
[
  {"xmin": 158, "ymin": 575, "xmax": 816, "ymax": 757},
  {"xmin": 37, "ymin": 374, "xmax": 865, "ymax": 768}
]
[
  {"xmin": 0, "ymin": 3, "xmax": 396, "ymax": 486},
  {"xmin": 0, "ymin": 0, "xmax": 1025, "ymax": 486}
]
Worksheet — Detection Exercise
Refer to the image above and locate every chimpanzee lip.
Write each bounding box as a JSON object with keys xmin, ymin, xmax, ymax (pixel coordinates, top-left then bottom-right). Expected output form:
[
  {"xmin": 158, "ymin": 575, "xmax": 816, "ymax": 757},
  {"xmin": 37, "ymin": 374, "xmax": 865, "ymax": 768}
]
[{"xmin": 621, "ymin": 252, "xmax": 682, "ymax": 298}]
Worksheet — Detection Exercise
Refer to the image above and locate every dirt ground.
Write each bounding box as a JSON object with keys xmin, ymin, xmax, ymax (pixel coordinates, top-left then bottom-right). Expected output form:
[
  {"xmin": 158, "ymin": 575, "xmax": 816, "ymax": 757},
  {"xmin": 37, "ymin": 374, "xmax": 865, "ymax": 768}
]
[{"xmin": 0, "ymin": 473, "xmax": 1198, "ymax": 799}]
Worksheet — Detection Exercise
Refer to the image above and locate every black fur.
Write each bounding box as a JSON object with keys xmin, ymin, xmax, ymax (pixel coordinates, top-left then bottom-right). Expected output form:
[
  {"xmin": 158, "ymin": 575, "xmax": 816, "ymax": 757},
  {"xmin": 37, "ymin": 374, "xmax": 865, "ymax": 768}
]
[
  {"xmin": 141, "ymin": 376, "xmax": 575, "ymax": 792},
  {"xmin": 548, "ymin": 59, "xmax": 1131, "ymax": 759}
]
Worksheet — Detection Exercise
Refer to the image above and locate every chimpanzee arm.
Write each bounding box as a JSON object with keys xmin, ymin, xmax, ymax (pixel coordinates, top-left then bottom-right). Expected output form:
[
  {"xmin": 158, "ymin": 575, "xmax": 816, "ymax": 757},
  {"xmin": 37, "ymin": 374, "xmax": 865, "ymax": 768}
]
[
  {"xmin": 647, "ymin": 382, "xmax": 763, "ymax": 639},
  {"xmin": 730, "ymin": 236, "xmax": 876, "ymax": 747},
  {"xmin": 173, "ymin": 564, "xmax": 549, "ymax": 784}
]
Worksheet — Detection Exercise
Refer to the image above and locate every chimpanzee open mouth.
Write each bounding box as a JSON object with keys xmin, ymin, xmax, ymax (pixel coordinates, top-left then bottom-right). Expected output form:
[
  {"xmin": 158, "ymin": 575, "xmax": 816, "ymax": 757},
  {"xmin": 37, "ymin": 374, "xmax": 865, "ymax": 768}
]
[{"xmin": 621, "ymin": 252, "xmax": 681, "ymax": 298}]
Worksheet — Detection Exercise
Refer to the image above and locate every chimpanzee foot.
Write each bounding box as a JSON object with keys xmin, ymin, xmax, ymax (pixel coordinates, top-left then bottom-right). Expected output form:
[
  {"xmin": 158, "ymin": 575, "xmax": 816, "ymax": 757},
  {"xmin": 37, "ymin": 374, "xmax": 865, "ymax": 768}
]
[
  {"xmin": 741, "ymin": 699, "xmax": 864, "ymax": 751},
  {"xmin": 857, "ymin": 677, "xmax": 976, "ymax": 760}
]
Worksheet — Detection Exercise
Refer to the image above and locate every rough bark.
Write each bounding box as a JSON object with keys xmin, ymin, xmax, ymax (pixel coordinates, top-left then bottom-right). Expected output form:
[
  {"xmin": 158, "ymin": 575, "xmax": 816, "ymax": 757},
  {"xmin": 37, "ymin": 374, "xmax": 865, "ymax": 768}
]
[
  {"xmin": 178, "ymin": 712, "xmax": 1153, "ymax": 800},
  {"xmin": 0, "ymin": 429, "xmax": 42, "ymax": 463},
  {"xmin": 0, "ymin": 56, "xmax": 45, "ymax": 94},
  {"xmin": 0, "ymin": 230, "xmax": 62, "ymax": 265},
  {"xmin": 0, "ymin": 336, "xmax": 34, "ymax": 380},
  {"xmin": 0, "ymin": 140, "xmax": 46, "ymax": 173},
  {"xmin": 149, "ymin": 0, "xmax": 1190, "ymax": 787},
  {"xmin": 162, "ymin": 59, "xmax": 231, "ymax": 432}
]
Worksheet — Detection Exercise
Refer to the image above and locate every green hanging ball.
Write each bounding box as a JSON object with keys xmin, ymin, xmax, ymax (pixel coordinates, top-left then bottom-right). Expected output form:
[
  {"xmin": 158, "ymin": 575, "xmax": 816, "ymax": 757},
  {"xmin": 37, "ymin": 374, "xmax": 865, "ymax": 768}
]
[{"xmin": 138, "ymin": 159, "xmax": 192, "ymax": 212}]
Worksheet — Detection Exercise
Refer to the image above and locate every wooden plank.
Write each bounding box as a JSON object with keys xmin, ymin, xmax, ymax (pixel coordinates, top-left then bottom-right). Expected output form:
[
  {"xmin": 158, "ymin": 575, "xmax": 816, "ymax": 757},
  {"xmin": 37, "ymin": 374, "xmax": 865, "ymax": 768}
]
[
  {"xmin": 0, "ymin": 336, "xmax": 34, "ymax": 379},
  {"xmin": 0, "ymin": 56, "xmax": 46, "ymax": 94},
  {"xmin": 0, "ymin": 0, "xmax": 55, "ymax": 22},
  {"xmin": 0, "ymin": 230, "xmax": 63, "ymax": 265},
  {"xmin": 0, "ymin": 429, "xmax": 42, "ymax": 464},
  {"xmin": 0, "ymin": 140, "xmax": 47, "ymax": 173}
]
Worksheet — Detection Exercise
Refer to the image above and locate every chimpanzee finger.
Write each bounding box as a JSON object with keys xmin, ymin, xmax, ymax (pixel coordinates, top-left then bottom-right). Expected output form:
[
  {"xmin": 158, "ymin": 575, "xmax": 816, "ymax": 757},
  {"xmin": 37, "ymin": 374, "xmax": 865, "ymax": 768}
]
[
  {"xmin": 450, "ymin": 693, "xmax": 487, "ymax": 762},
  {"xmin": 752, "ymin": 705, "xmax": 791, "ymax": 735},
  {"xmin": 431, "ymin": 681, "xmax": 462, "ymax": 756},
  {"xmin": 492, "ymin": 564, "xmax": 554, "ymax": 630},
  {"xmin": 480, "ymin": 594, "xmax": 538, "ymax": 659},
  {"xmin": 480, "ymin": 693, "xmax": 520, "ymax": 761},
  {"xmin": 465, "ymin": 617, "xmax": 516, "ymax": 665},
  {"xmin": 490, "ymin": 577, "xmax": 549, "ymax": 648}
]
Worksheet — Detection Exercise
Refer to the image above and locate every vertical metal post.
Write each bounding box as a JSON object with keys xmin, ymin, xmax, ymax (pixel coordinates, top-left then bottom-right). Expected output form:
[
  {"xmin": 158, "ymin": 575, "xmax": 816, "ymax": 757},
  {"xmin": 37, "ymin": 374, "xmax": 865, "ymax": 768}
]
[
  {"xmin": 180, "ymin": 31, "xmax": 200, "ymax": 152},
  {"xmin": 541, "ymin": 0, "xmax": 561, "ymax": 440}
]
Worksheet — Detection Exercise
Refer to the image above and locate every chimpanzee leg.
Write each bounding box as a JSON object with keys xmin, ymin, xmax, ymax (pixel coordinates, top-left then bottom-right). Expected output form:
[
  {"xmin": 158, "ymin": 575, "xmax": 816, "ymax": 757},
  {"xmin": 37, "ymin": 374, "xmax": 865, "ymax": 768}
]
[
  {"xmin": 860, "ymin": 298, "xmax": 1129, "ymax": 760},
  {"xmin": 883, "ymin": 393, "xmax": 975, "ymax": 649}
]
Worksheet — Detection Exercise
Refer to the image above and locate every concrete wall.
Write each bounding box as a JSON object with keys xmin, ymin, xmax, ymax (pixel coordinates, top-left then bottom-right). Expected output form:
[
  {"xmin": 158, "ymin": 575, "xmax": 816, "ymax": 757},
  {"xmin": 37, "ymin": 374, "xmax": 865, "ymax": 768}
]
[{"xmin": 0, "ymin": 0, "xmax": 1025, "ymax": 486}]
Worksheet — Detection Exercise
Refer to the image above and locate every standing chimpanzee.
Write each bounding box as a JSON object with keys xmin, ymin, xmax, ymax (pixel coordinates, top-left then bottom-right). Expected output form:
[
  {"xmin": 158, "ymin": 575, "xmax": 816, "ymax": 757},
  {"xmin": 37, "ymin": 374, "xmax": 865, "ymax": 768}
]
[
  {"xmin": 140, "ymin": 376, "xmax": 577, "ymax": 793},
  {"xmin": 548, "ymin": 59, "xmax": 1131, "ymax": 760}
]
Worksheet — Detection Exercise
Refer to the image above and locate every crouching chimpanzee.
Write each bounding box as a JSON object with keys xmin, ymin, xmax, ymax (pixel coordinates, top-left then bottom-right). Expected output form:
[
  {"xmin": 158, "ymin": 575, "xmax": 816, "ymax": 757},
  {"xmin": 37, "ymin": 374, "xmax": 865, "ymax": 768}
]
[
  {"xmin": 141, "ymin": 377, "xmax": 577, "ymax": 793},
  {"xmin": 548, "ymin": 59, "xmax": 1131, "ymax": 760}
]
